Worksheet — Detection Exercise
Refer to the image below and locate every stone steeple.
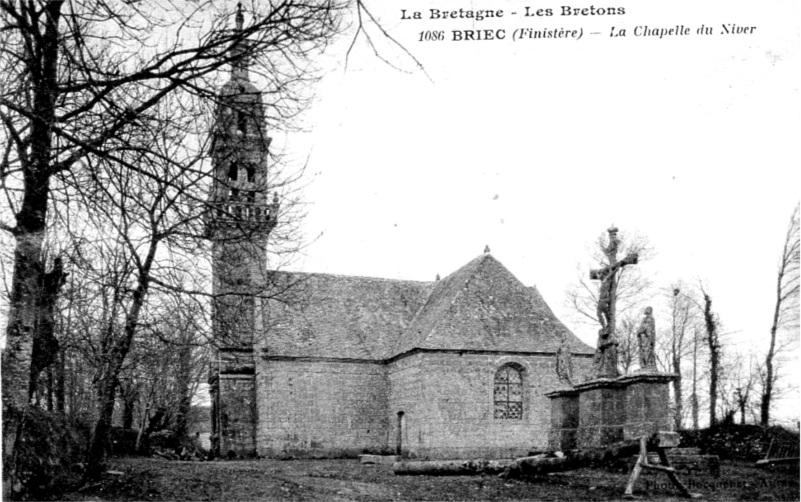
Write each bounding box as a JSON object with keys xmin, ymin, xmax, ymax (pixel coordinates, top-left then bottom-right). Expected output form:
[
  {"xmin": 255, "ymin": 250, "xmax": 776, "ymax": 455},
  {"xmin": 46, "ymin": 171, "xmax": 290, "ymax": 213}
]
[
  {"xmin": 207, "ymin": 5, "xmax": 278, "ymax": 459},
  {"xmin": 207, "ymin": 3, "xmax": 277, "ymax": 239}
]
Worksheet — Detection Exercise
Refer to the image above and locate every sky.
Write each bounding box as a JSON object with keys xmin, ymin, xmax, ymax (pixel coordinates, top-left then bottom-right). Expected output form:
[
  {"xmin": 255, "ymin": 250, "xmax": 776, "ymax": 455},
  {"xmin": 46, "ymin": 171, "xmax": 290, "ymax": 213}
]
[{"xmin": 265, "ymin": 0, "xmax": 800, "ymax": 424}]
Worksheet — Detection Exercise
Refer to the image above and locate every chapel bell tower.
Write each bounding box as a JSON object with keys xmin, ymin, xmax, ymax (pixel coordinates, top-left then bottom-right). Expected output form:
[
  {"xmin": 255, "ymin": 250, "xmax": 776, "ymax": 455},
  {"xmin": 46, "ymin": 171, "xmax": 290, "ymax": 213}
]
[{"xmin": 206, "ymin": 3, "xmax": 278, "ymax": 458}]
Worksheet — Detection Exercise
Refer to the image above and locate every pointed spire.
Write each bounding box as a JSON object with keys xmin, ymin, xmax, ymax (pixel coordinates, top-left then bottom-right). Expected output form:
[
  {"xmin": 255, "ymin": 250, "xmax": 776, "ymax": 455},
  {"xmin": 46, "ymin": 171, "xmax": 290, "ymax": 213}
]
[
  {"xmin": 235, "ymin": 2, "xmax": 244, "ymax": 31},
  {"xmin": 231, "ymin": 2, "xmax": 250, "ymax": 81},
  {"xmin": 484, "ymin": 244, "xmax": 490, "ymax": 254}
]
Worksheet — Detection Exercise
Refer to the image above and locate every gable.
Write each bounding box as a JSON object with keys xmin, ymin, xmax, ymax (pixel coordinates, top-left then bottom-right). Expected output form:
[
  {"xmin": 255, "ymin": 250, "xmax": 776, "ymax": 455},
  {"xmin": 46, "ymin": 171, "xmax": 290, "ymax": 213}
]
[{"xmin": 394, "ymin": 254, "xmax": 594, "ymax": 356}]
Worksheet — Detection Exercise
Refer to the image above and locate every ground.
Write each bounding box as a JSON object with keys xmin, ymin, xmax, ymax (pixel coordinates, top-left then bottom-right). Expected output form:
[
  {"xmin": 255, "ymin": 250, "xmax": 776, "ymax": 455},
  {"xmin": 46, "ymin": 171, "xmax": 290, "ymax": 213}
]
[{"xmin": 60, "ymin": 457, "xmax": 799, "ymax": 501}]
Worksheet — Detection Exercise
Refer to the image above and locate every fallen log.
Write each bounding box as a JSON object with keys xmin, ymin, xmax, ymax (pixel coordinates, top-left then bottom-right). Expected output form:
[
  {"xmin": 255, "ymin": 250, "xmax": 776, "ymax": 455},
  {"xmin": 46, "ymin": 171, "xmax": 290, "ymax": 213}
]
[
  {"xmin": 393, "ymin": 458, "xmax": 514, "ymax": 476},
  {"xmin": 392, "ymin": 433, "xmax": 682, "ymax": 479},
  {"xmin": 393, "ymin": 454, "xmax": 583, "ymax": 477},
  {"xmin": 391, "ymin": 433, "xmax": 700, "ymax": 499},
  {"xmin": 505, "ymin": 455, "xmax": 575, "ymax": 478}
]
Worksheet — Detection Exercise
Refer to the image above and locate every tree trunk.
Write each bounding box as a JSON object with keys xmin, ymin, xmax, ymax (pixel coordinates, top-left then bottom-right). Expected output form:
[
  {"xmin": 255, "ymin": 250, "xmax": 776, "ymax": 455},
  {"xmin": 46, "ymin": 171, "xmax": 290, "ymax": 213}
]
[
  {"xmin": 761, "ymin": 343, "xmax": 774, "ymax": 426},
  {"xmin": 691, "ymin": 335, "xmax": 699, "ymax": 430},
  {"xmin": 86, "ymin": 375, "xmax": 119, "ymax": 479},
  {"xmin": 394, "ymin": 459, "xmax": 517, "ymax": 476},
  {"xmin": 761, "ymin": 323, "xmax": 778, "ymax": 427},
  {"xmin": 709, "ymin": 341, "xmax": 719, "ymax": 426},
  {"xmin": 118, "ymin": 379, "xmax": 138, "ymax": 430},
  {"xmin": 672, "ymin": 356, "xmax": 683, "ymax": 430},
  {"xmin": 55, "ymin": 350, "xmax": 66, "ymax": 414},
  {"xmin": 122, "ymin": 390, "xmax": 137, "ymax": 430},
  {"xmin": 173, "ymin": 344, "xmax": 194, "ymax": 439},
  {"xmin": 761, "ymin": 204, "xmax": 799, "ymax": 427},
  {"xmin": 2, "ymin": 2, "xmax": 65, "ymax": 496},
  {"xmin": 86, "ymin": 348, "xmax": 132, "ymax": 479},
  {"xmin": 46, "ymin": 366, "xmax": 54, "ymax": 412},
  {"xmin": 739, "ymin": 398, "xmax": 746, "ymax": 425},
  {"xmin": 135, "ymin": 406, "xmax": 151, "ymax": 454},
  {"xmin": 29, "ymin": 257, "xmax": 66, "ymax": 399},
  {"xmin": 3, "ymin": 231, "xmax": 48, "ymax": 497},
  {"xmin": 85, "ymin": 241, "xmax": 157, "ymax": 481},
  {"xmin": 703, "ymin": 292, "xmax": 720, "ymax": 427}
]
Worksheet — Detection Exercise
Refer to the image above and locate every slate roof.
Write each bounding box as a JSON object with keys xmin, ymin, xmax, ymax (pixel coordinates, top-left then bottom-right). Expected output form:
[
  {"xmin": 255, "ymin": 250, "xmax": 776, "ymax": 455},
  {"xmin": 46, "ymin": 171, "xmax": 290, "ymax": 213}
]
[
  {"xmin": 263, "ymin": 273, "xmax": 432, "ymax": 359},
  {"xmin": 263, "ymin": 254, "xmax": 594, "ymax": 360}
]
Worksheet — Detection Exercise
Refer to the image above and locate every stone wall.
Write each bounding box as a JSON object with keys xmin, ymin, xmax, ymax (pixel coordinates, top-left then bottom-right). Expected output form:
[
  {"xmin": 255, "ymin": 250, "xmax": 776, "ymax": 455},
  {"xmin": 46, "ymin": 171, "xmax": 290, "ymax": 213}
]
[
  {"xmin": 217, "ymin": 374, "xmax": 258, "ymax": 456},
  {"xmin": 255, "ymin": 359, "xmax": 389, "ymax": 457},
  {"xmin": 387, "ymin": 351, "xmax": 593, "ymax": 460},
  {"xmin": 253, "ymin": 350, "xmax": 593, "ymax": 459},
  {"xmin": 386, "ymin": 352, "xmax": 424, "ymax": 456}
]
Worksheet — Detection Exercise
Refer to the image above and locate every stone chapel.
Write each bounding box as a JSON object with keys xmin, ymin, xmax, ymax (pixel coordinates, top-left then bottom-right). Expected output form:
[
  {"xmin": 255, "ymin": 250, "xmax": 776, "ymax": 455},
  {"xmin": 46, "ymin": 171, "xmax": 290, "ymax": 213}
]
[{"xmin": 206, "ymin": 12, "xmax": 594, "ymax": 460}]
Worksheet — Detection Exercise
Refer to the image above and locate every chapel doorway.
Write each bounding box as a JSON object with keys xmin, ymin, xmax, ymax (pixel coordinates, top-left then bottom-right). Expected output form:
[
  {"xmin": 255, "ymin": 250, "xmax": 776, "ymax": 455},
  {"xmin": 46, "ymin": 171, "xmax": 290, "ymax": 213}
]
[{"xmin": 396, "ymin": 411, "xmax": 405, "ymax": 455}]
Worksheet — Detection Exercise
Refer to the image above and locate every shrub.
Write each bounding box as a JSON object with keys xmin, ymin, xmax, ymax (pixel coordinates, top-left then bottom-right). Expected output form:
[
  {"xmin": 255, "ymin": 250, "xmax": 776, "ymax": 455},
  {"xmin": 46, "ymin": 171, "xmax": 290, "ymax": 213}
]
[
  {"xmin": 149, "ymin": 429, "xmax": 178, "ymax": 450},
  {"xmin": 109, "ymin": 427, "xmax": 141, "ymax": 456},
  {"xmin": 679, "ymin": 423, "xmax": 799, "ymax": 462},
  {"xmin": 11, "ymin": 406, "xmax": 90, "ymax": 500}
]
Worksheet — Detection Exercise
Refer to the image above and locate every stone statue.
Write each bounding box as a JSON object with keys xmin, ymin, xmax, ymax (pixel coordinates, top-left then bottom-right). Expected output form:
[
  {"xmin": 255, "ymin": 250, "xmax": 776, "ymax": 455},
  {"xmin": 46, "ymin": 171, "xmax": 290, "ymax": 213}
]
[
  {"xmin": 636, "ymin": 306, "xmax": 657, "ymax": 370},
  {"xmin": 590, "ymin": 226, "xmax": 639, "ymax": 378},
  {"xmin": 555, "ymin": 339, "xmax": 574, "ymax": 386}
]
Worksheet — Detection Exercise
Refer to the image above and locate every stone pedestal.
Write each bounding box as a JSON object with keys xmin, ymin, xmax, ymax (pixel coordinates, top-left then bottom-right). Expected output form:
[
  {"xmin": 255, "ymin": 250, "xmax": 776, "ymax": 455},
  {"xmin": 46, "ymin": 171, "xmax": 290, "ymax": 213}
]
[
  {"xmin": 545, "ymin": 388, "xmax": 578, "ymax": 451},
  {"xmin": 547, "ymin": 372, "xmax": 677, "ymax": 451},
  {"xmin": 619, "ymin": 372, "xmax": 675, "ymax": 440},
  {"xmin": 575, "ymin": 378, "xmax": 626, "ymax": 448}
]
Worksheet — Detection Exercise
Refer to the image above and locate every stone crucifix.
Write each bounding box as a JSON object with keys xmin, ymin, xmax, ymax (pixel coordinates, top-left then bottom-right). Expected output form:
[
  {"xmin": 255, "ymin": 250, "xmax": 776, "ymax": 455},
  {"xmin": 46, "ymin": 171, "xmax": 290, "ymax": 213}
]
[{"xmin": 590, "ymin": 226, "xmax": 639, "ymax": 378}]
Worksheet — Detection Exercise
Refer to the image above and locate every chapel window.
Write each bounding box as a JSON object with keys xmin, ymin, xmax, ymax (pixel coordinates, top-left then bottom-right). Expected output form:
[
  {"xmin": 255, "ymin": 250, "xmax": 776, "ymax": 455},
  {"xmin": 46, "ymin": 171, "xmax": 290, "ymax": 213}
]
[
  {"xmin": 237, "ymin": 110, "xmax": 247, "ymax": 135},
  {"xmin": 228, "ymin": 161, "xmax": 239, "ymax": 181},
  {"xmin": 494, "ymin": 364, "xmax": 524, "ymax": 420}
]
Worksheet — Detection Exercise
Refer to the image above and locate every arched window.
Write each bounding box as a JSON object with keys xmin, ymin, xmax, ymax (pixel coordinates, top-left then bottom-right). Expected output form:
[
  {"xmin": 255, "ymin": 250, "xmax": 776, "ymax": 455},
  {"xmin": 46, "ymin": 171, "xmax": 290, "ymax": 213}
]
[
  {"xmin": 228, "ymin": 161, "xmax": 239, "ymax": 181},
  {"xmin": 494, "ymin": 364, "xmax": 524, "ymax": 419}
]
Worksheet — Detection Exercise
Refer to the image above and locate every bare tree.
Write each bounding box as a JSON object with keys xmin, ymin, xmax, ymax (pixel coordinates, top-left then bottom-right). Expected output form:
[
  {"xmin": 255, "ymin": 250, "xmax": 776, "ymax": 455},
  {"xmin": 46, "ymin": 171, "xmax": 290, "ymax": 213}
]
[
  {"xmin": 700, "ymin": 286, "xmax": 722, "ymax": 426},
  {"xmin": 616, "ymin": 313, "xmax": 639, "ymax": 374},
  {"xmin": 727, "ymin": 353, "xmax": 759, "ymax": 425},
  {"xmin": 1, "ymin": 0, "xmax": 345, "ymax": 486},
  {"xmin": 0, "ymin": 0, "xmax": 374, "ymax": 492},
  {"xmin": 688, "ymin": 324, "xmax": 704, "ymax": 429},
  {"xmin": 651, "ymin": 290, "xmax": 704, "ymax": 429},
  {"xmin": 666, "ymin": 285, "xmax": 702, "ymax": 430},
  {"xmin": 0, "ymin": 0, "xmax": 425, "ymax": 494},
  {"xmin": 760, "ymin": 204, "xmax": 800, "ymax": 427},
  {"xmin": 117, "ymin": 295, "xmax": 209, "ymax": 453}
]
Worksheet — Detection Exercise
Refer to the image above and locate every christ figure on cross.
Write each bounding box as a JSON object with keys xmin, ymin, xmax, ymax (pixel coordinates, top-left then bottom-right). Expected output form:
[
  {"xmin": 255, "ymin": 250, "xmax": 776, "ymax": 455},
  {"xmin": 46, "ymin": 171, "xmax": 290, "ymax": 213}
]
[{"xmin": 590, "ymin": 226, "xmax": 638, "ymax": 378}]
